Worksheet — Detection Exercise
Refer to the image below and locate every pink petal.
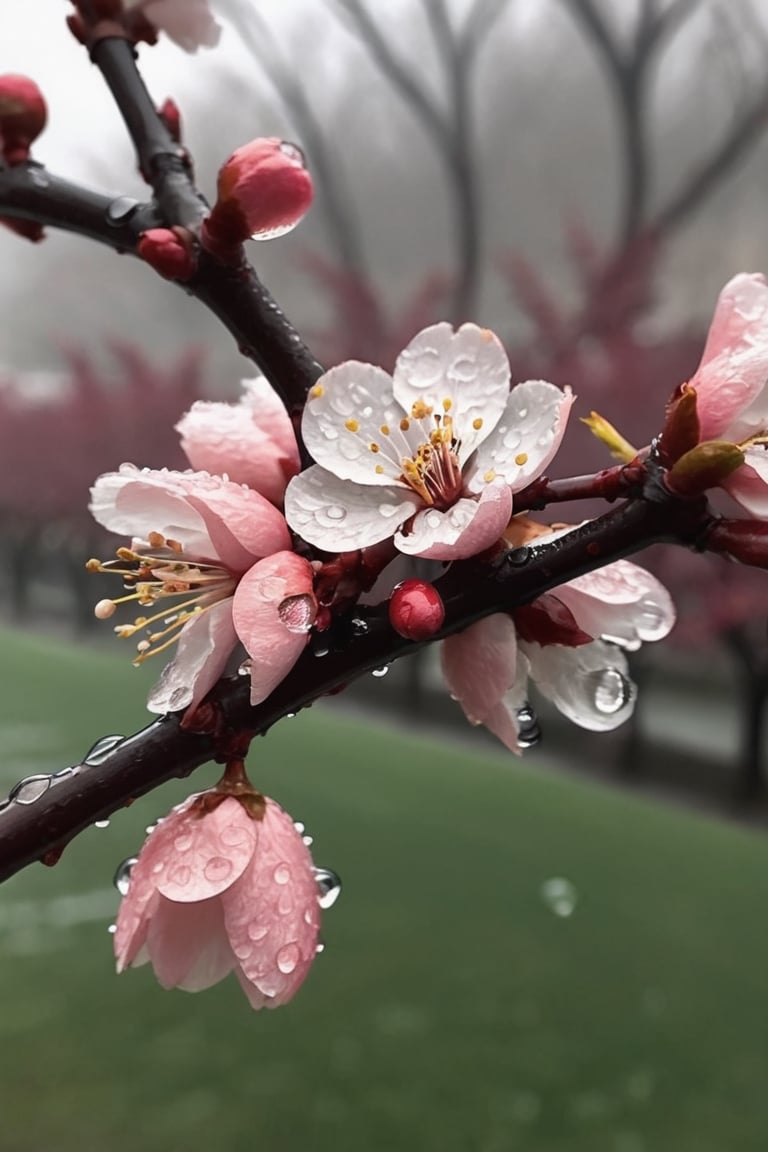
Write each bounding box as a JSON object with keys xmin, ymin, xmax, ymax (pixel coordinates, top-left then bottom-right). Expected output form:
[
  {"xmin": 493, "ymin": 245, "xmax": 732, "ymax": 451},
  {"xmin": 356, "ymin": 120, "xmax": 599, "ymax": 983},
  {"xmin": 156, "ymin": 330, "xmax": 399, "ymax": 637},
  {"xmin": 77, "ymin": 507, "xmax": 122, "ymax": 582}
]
[
  {"xmin": 136, "ymin": 796, "xmax": 258, "ymax": 904},
  {"xmin": 231, "ymin": 551, "xmax": 316, "ymax": 705},
  {"xmin": 137, "ymin": 0, "xmax": 221, "ymax": 51},
  {"xmin": 723, "ymin": 448, "xmax": 768, "ymax": 517},
  {"xmin": 147, "ymin": 598, "xmax": 237, "ymax": 714},
  {"xmin": 146, "ymin": 895, "xmax": 236, "ymax": 990},
  {"xmin": 115, "ymin": 889, "xmax": 160, "ymax": 974},
  {"xmin": 177, "ymin": 378, "xmax": 300, "ymax": 506},
  {"xmin": 393, "ymin": 323, "xmax": 511, "ymax": 463},
  {"xmin": 467, "ymin": 381, "xmax": 574, "ymax": 496},
  {"xmin": 396, "ymin": 483, "xmax": 512, "ymax": 560},
  {"xmin": 441, "ymin": 614, "xmax": 518, "ymax": 724},
  {"xmin": 285, "ymin": 465, "xmax": 419, "ymax": 551},
  {"xmin": 554, "ymin": 559, "xmax": 675, "ymax": 646},
  {"xmin": 525, "ymin": 639, "xmax": 636, "ymax": 731},
  {"xmin": 693, "ymin": 273, "xmax": 768, "ymax": 440},
  {"xmin": 222, "ymin": 797, "xmax": 320, "ymax": 1008}
]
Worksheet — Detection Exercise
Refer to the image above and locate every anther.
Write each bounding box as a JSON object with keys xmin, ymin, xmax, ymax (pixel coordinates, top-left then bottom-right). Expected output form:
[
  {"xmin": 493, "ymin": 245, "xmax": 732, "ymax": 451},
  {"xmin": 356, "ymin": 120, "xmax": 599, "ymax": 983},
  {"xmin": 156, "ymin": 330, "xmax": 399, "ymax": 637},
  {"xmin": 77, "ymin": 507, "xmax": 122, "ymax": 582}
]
[{"xmin": 94, "ymin": 599, "xmax": 116, "ymax": 620}]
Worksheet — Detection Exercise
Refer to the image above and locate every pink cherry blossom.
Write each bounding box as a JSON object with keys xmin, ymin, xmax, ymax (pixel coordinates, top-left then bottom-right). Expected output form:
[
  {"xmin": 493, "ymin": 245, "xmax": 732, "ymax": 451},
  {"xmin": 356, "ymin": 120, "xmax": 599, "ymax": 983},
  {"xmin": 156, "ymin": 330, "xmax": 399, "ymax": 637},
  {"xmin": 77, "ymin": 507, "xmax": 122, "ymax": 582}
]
[
  {"xmin": 285, "ymin": 322, "xmax": 573, "ymax": 560},
  {"xmin": 89, "ymin": 465, "xmax": 315, "ymax": 713},
  {"xmin": 115, "ymin": 793, "xmax": 321, "ymax": 1009},
  {"xmin": 688, "ymin": 272, "xmax": 768, "ymax": 516},
  {"xmin": 176, "ymin": 377, "xmax": 300, "ymax": 507},
  {"xmin": 126, "ymin": 0, "xmax": 221, "ymax": 52},
  {"xmin": 441, "ymin": 556, "xmax": 675, "ymax": 752}
]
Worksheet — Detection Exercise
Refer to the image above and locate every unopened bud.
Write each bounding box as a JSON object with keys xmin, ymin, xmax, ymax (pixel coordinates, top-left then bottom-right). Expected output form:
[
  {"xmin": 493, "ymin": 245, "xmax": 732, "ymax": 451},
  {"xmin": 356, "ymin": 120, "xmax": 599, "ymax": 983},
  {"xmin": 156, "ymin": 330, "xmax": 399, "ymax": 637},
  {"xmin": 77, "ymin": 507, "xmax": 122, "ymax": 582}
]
[
  {"xmin": 0, "ymin": 74, "xmax": 47, "ymax": 164},
  {"xmin": 580, "ymin": 410, "xmax": 637, "ymax": 463},
  {"xmin": 707, "ymin": 519, "xmax": 768, "ymax": 570},
  {"xmin": 201, "ymin": 138, "xmax": 314, "ymax": 261},
  {"xmin": 389, "ymin": 579, "xmax": 445, "ymax": 641},
  {"xmin": 137, "ymin": 227, "xmax": 196, "ymax": 280},
  {"xmin": 659, "ymin": 383, "xmax": 700, "ymax": 466},
  {"xmin": 667, "ymin": 440, "xmax": 745, "ymax": 496}
]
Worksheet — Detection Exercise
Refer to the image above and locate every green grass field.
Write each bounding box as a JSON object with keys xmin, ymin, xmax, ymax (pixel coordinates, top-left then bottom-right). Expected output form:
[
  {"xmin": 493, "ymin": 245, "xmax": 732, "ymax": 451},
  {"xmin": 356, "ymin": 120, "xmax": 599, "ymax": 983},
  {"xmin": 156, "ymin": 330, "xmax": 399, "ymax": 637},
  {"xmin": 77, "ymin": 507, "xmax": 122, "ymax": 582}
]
[{"xmin": 1, "ymin": 626, "xmax": 767, "ymax": 1152}]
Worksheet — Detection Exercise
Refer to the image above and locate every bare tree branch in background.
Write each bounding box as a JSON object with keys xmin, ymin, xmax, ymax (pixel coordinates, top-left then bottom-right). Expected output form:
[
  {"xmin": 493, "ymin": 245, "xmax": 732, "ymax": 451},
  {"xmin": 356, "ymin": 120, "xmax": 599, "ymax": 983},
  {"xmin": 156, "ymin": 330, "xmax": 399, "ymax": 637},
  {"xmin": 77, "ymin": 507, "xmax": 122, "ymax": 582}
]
[
  {"xmin": 332, "ymin": 0, "xmax": 510, "ymax": 323},
  {"xmin": 226, "ymin": 0, "xmax": 366, "ymax": 271}
]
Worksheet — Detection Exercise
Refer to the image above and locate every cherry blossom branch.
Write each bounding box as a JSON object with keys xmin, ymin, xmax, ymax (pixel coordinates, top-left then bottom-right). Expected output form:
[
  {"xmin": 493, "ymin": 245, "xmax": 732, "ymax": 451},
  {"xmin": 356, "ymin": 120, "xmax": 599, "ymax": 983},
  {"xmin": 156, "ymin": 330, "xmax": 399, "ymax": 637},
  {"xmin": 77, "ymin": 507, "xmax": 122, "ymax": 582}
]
[
  {"xmin": 512, "ymin": 462, "xmax": 643, "ymax": 511},
  {"xmin": 0, "ymin": 481, "xmax": 715, "ymax": 884}
]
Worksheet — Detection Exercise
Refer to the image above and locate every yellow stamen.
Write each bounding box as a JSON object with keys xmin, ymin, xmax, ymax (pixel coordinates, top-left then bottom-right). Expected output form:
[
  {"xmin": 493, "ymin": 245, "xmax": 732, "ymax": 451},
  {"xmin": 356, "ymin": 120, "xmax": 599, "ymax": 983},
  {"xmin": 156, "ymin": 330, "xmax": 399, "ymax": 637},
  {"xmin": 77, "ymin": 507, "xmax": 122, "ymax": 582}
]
[
  {"xmin": 345, "ymin": 418, "xmax": 359, "ymax": 432},
  {"xmin": 472, "ymin": 418, "xmax": 483, "ymax": 430},
  {"xmin": 484, "ymin": 469, "xmax": 496, "ymax": 483},
  {"xmin": 310, "ymin": 384, "xmax": 324, "ymax": 398},
  {"xmin": 380, "ymin": 424, "xmax": 390, "ymax": 436}
]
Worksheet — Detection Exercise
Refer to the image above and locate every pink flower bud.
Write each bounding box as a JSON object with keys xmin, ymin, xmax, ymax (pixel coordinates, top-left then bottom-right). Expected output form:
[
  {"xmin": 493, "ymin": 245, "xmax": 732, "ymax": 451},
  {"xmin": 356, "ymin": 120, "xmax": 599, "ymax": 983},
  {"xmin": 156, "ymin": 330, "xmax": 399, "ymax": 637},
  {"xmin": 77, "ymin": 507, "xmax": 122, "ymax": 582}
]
[
  {"xmin": 201, "ymin": 138, "xmax": 314, "ymax": 260},
  {"xmin": 389, "ymin": 579, "xmax": 445, "ymax": 641},
  {"xmin": 137, "ymin": 227, "xmax": 196, "ymax": 280},
  {"xmin": 0, "ymin": 74, "xmax": 47, "ymax": 165}
]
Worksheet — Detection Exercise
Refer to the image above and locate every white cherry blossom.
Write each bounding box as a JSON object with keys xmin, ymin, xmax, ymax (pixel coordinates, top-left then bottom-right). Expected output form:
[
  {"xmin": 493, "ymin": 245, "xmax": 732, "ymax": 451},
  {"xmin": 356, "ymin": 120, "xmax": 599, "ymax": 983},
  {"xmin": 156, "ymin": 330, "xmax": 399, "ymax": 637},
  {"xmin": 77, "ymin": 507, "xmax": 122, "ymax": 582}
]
[{"xmin": 285, "ymin": 323, "xmax": 573, "ymax": 560}]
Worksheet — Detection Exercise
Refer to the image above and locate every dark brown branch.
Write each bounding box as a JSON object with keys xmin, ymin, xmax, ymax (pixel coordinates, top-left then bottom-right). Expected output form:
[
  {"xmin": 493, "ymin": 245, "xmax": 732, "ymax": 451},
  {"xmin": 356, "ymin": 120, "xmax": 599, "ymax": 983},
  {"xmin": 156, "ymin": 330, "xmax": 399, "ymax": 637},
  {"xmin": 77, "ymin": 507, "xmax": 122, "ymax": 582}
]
[{"xmin": 0, "ymin": 483, "xmax": 715, "ymax": 883}]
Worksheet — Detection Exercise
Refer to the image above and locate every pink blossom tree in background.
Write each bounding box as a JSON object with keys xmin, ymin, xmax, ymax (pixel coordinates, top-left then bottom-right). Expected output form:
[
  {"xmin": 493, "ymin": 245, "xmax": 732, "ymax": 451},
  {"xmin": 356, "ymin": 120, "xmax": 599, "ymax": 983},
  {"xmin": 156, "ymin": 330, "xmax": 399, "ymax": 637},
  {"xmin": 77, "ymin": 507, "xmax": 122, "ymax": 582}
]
[{"xmin": 0, "ymin": 0, "xmax": 767, "ymax": 1012}]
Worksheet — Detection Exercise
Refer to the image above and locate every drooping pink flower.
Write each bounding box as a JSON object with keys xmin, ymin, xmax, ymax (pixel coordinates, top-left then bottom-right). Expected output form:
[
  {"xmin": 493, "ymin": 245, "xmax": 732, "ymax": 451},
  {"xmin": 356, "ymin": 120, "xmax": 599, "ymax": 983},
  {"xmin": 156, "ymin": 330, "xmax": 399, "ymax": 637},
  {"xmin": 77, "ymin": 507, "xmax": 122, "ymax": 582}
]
[
  {"xmin": 125, "ymin": 0, "xmax": 221, "ymax": 52},
  {"xmin": 89, "ymin": 465, "xmax": 316, "ymax": 713},
  {"xmin": 686, "ymin": 273, "xmax": 768, "ymax": 516},
  {"xmin": 442, "ymin": 555, "xmax": 675, "ymax": 752},
  {"xmin": 115, "ymin": 793, "xmax": 322, "ymax": 1009},
  {"xmin": 285, "ymin": 323, "xmax": 573, "ymax": 560},
  {"xmin": 176, "ymin": 378, "xmax": 301, "ymax": 507}
]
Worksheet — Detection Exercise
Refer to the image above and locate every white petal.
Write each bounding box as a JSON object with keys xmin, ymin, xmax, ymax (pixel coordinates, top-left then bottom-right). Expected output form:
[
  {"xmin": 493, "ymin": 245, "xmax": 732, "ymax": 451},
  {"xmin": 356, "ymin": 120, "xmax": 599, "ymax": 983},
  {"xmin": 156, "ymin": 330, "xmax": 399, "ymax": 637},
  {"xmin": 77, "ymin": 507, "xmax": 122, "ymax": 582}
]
[
  {"xmin": 393, "ymin": 323, "xmax": 511, "ymax": 462},
  {"xmin": 285, "ymin": 465, "xmax": 420, "ymax": 551},
  {"xmin": 146, "ymin": 599, "xmax": 237, "ymax": 714},
  {"xmin": 554, "ymin": 560, "xmax": 676, "ymax": 646},
  {"xmin": 724, "ymin": 447, "xmax": 768, "ymax": 517},
  {"xmin": 90, "ymin": 467, "xmax": 214, "ymax": 558},
  {"xmin": 466, "ymin": 381, "xmax": 574, "ymax": 495},
  {"xmin": 525, "ymin": 639, "xmax": 636, "ymax": 731},
  {"xmin": 395, "ymin": 483, "xmax": 512, "ymax": 560},
  {"xmin": 302, "ymin": 362, "xmax": 405, "ymax": 485}
]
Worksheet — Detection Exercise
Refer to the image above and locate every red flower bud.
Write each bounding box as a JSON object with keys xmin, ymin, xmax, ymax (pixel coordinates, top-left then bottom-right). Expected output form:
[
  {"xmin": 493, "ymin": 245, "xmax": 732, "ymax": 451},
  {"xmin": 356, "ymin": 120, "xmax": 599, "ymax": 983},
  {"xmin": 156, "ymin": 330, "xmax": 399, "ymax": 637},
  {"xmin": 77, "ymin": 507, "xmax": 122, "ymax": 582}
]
[
  {"xmin": 659, "ymin": 382, "xmax": 700, "ymax": 466},
  {"xmin": 0, "ymin": 74, "xmax": 47, "ymax": 165},
  {"xmin": 201, "ymin": 138, "xmax": 313, "ymax": 262},
  {"xmin": 158, "ymin": 98, "xmax": 182, "ymax": 143},
  {"xmin": 389, "ymin": 579, "xmax": 445, "ymax": 641},
  {"xmin": 137, "ymin": 227, "xmax": 196, "ymax": 280}
]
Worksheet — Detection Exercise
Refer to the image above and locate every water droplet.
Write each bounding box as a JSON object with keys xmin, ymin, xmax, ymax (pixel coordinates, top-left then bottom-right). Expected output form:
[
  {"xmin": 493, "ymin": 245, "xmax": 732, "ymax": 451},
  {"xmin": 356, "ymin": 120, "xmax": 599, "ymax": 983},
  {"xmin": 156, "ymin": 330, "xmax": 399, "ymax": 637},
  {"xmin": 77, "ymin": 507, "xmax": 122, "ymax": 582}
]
[
  {"xmin": 233, "ymin": 942, "xmax": 252, "ymax": 960},
  {"xmin": 450, "ymin": 356, "xmax": 476, "ymax": 382},
  {"xmin": 9, "ymin": 775, "xmax": 51, "ymax": 804},
  {"xmin": 250, "ymin": 220, "xmax": 301, "ymax": 241},
  {"xmin": 145, "ymin": 823, "xmax": 156, "ymax": 835},
  {"xmin": 293, "ymin": 821, "xmax": 306, "ymax": 834},
  {"xmin": 425, "ymin": 510, "xmax": 441, "ymax": 529},
  {"xmin": 302, "ymin": 834, "xmax": 314, "ymax": 846},
  {"xmin": 285, "ymin": 711, "xmax": 297, "ymax": 718},
  {"xmin": 540, "ymin": 876, "xmax": 577, "ymax": 917},
  {"xmin": 238, "ymin": 659, "xmax": 252, "ymax": 676},
  {"xmin": 338, "ymin": 438, "xmax": 363, "ymax": 462},
  {"xmin": 536, "ymin": 432, "xmax": 550, "ymax": 448},
  {"xmin": 94, "ymin": 819, "xmax": 110, "ymax": 829},
  {"xmin": 279, "ymin": 139, "xmax": 306, "ymax": 166},
  {"xmin": 371, "ymin": 666, "xmax": 389, "ymax": 678},
  {"xmin": 600, "ymin": 631, "xmax": 642, "ymax": 652},
  {"xmin": 278, "ymin": 592, "xmax": 316, "ymax": 634},
  {"xmin": 313, "ymin": 867, "xmax": 342, "ymax": 909},
  {"xmin": 204, "ymin": 856, "xmax": 232, "ymax": 883},
  {"xmin": 505, "ymin": 547, "xmax": 530, "ymax": 567},
  {"xmin": 274, "ymin": 863, "xmax": 291, "ymax": 885},
  {"xmin": 106, "ymin": 196, "xmax": 139, "ymax": 225},
  {"xmin": 28, "ymin": 166, "xmax": 50, "ymax": 189},
  {"xmin": 168, "ymin": 863, "xmax": 191, "ymax": 887},
  {"xmin": 277, "ymin": 942, "xmax": 300, "ymax": 974},
  {"xmin": 315, "ymin": 940, "xmax": 326, "ymax": 955},
  {"xmin": 635, "ymin": 597, "xmax": 669, "ymax": 641},
  {"xmin": 516, "ymin": 703, "xmax": 541, "ymax": 748},
  {"xmin": 350, "ymin": 617, "xmax": 369, "ymax": 637},
  {"xmin": 108, "ymin": 923, "xmax": 117, "ymax": 935},
  {"xmin": 219, "ymin": 825, "xmax": 248, "ymax": 847},
  {"xmin": 83, "ymin": 734, "xmax": 125, "ymax": 765},
  {"xmin": 248, "ymin": 921, "xmax": 269, "ymax": 942},
  {"xmin": 378, "ymin": 503, "xmax": 402, "ymax": 519},
  {"xmin": 517, "ymin": 407, "xmax": 528, "ymax": 420},
  {"xmin": 586, "ymin": 667, "xmax": 632, "ymax": 715},
  {"xmin": 255, "ymin": 576, "xmax": 284, "ymax": 601},
  {"xmin": 278, "ymin": 889, "xmax": 294, "ymax": 915},
  {"xmin": 325, "ymin": 504, "xmax": 347, "ymax": 521},
  {"xmin": 322, "ymin": 426, "xmax": 339, "ymax": 441},
  {"xmin": 152, "ymin": 861, "xmax": 164, "ymax": 874},
  {"xmin": 113, "ymin": 856, "xmax": 138, "ymax": 895}
]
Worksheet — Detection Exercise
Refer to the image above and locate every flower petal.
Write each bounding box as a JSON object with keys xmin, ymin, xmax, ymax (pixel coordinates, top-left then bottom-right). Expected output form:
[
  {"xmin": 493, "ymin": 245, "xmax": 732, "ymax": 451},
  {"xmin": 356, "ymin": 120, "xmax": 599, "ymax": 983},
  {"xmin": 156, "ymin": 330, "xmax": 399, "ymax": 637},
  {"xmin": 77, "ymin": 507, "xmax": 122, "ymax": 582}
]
[
  {"xmin": 138, "ymin": 796, "xmax": 258, "ymax": 903},
  {"xmin": 231, "ymin": 552, "xmax": 315, "ymax": 705},
  {"xmin": 466, "ymin": 381, "xmax": 574, "ymax": 495},
  {"xmin": 222, "ymin": 798, "xmax": 320, "ymax": 1008},
  {"xmin": 441, "ymin": 614, "xmax": 518, "ymax": 723},
  {"xmin": 147, "ymin": 598, "xmax": 237, "ymax": 715},
  {"xmin": 723, "ymin": 448, "xmax": 768, "ymax": 517},
  {"xmin": 302, "ymin": 362, "xmax": 404, "ymax": 485},
  {"xmin": 147, "ymin": 895, "xmax": 236, "ymax": 990},
  {"xmin": 693, "ymin": 273, "xmax": 768, "ymax": 440},
  {"xmin": 395, "ymin": 483, "xmax": 512, "ymax": 560},
  {"xmin": 393, "ymin": 323, "xmax": 511, "ymax": 462},
  {"xmin": 525, "ymin": 639, "xmax": 636, "ymax": 731},
  {"xmin": 554, "ymin": 559, "xmax": 676, "ymax": 646},
  {"xmin": 285, "ymin": 465, "xmax": 420, "ymax": 551},
  {"xmin": 177, "ymin": 378, "xmax": 300, "ymax": 506}
]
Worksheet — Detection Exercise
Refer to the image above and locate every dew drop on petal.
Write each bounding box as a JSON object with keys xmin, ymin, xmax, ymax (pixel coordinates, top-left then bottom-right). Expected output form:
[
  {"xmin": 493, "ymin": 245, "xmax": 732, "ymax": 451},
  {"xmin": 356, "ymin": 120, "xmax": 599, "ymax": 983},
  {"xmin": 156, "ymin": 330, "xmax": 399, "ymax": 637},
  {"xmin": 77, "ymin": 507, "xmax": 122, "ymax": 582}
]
[
  {"xmin": 450, "ymin": 356, "xmax": 477, "ymax": 382},
  {"xmin": 168, "ymin": 864, "xmax": 191, "ymax": 888},
  {"xmin": 378, "ymin": 503, "xmax": 402, "ymax": 519},
  {"xmin": 635, "ymin": 597, "xmax": 670, "ymax": 642},
  {"xmin": 541, "ymin": 877, "xmax": 577, "ymax": 917},
  {"xmin": 313, "ymin": 866, "xmax": 342, "ymax": 909},
  {"xmin": 255, "ymin": 576, "xmax": 285, "ymax": 602},
  {"xmin": 274, "ymin": 863, "xmax": 291, "ymax": 885},
  {"xmin": 425, "ymin": 510, "xmax": 441, "ymax": 529},
  {"xmin": 173, "ymin": 833, "xmax": 194, "ymax": 852},
  {"xmin": 322, "ymin": 426, "xmax": 339, "ymax": 442},
  {"xmin": 275, "ymin": 943, "xmax": 300, "ymax": 975},
  {"xmin": 204, "ymin": 856, "xmax": 232, "ymax": 884},
  {"xmin": 586, "ymin": 668, "xmax": 633, "ymax": 715},
  {"xmin": 234, "ymin": 941, "xmax": 253, "ymax": 961},
  {"xmin": 325, "ymin": 505, "xmax": 348, "ymax": 521},
  {"xmin": 113, "ymin": 856, "xmax": 138, "ymax": 895},
  {"xmin": 248, "ymin": 921, "xmax": 269, "ymax": 942},
  {"xmin": 338, "ymin": 439, "xmax": 363, "ymax": 462},
  {"xmin": 278, "ymin": 592, "xmax": 316, "ymax": 634},
  {"xmin": 278, "ymin": 889, "xmax": 294, "ymax": 915},
  {"xmin": 219, "ymin": 825, "xmax": 249, "ymax": 848}
]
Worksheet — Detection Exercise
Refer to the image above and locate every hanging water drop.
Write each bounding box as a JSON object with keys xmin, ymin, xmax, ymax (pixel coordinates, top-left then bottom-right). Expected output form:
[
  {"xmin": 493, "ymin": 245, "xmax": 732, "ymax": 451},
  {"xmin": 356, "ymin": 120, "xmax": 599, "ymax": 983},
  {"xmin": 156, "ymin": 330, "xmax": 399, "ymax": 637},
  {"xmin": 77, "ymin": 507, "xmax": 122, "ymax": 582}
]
[
  {"xmin": 516, "ymin": 703, "xmax": 541, "ymax": 749},
  {"xmin": 105, "ymin": 196, "xmax": 139, "ymax": 225},
  {"xmin": 278, "ymin": 593, "xmax": 316, "ymax": 634},
  {"xmin": 94, "ymin": 819, "xmax": 110, "ymax": 830},
  {"xmin": 107, "ymin": 923, "xmax": 117, "ymax": 935},
  {"xmin": 293, "ymin": 821, "xmax": 305, "ymax": 835},
  {"xmin": 313, "ymin": 867, "xmax": 342, "ymax": 909},
  {"xmin": 113, "ymin": 856, "xmax": 138, "ymax": 895},
  {"xmin": 635, "ymin": 597, "xmax": 670, "ymax": 642},
  {"xmin": 350, "ymin": 617, "xmax": 369, "ymax": 637},
  {"xmin": 540, "ymin": 876, "xmax": 577, "ymax": 918},
  {"xmin": 372, "ymin": 666, "xmax": 389, "ymax": 678},
  {"xmin": 315, "ymin": 939, "xmax": 326, "ymax": 955},
  {"xmin": 83, "ymin": 735, "xmax": 125, "ymax": 765},
  {"xmin": 237, "ymin": 659, "xmax": 252, "ymax": 676},
  {"xmin": 586, "ymin": 667, "xmax": 633, "ymax": 715}
]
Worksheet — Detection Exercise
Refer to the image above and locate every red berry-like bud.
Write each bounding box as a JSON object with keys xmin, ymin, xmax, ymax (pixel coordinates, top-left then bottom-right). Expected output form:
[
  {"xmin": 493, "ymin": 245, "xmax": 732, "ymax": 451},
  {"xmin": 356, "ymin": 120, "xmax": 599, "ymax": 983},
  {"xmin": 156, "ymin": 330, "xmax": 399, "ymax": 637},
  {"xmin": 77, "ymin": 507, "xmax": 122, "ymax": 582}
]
[
  {"xmin": 201, "ymin": 138, "xmax": 313, "ymax": 262},
  {"xmin": 389, "ymin": 579, "xmax": 445, "ymax": 641},
  {"xmin": 137, "ymin": 227, "xmax": 196, "ymax": 280},
  {"xmin": 0, "ymin": 74, "xmax": 47, "ymax": 165}
]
